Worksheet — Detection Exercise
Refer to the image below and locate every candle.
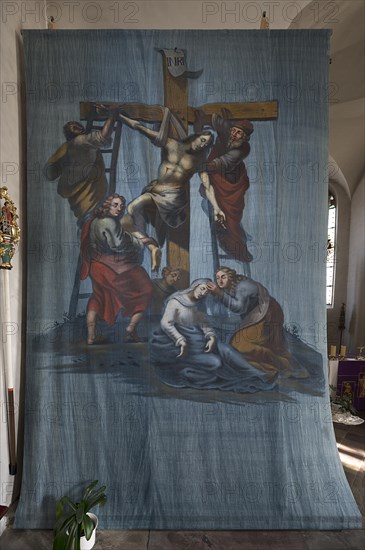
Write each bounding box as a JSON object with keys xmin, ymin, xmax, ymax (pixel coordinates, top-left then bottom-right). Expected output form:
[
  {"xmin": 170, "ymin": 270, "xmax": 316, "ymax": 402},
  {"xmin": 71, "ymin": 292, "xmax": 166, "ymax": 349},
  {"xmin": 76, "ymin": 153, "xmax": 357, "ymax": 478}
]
[
  {"xmin": 330, "ymin": 345, "xmax": 336, "ymax": 357},
  {"xmin": 340, "ymin": 345, "xmax": 346, "ymax": 357}
]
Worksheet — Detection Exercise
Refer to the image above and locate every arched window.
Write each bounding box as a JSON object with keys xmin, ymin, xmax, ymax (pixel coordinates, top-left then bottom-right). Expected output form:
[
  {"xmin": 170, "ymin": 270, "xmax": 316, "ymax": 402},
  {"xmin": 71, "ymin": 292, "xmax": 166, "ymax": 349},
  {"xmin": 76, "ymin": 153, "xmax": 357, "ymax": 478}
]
[{"xmin": 326, "ymin": 191, "xmax": 336, "ymax": 307}]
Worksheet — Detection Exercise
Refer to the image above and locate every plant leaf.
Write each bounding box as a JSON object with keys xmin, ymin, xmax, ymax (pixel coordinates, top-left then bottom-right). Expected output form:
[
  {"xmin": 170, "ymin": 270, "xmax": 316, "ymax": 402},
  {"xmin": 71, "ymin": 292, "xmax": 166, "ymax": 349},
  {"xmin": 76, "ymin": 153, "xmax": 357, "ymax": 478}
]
[
  {"xmin": 86, "ymin": 494, "xmax": 107, "ymax": 512},
  {"xmin": 85, "ymin": 485, "xmax": 106, "ymax": 505},
  {"xmin": 54, "ymin": 514, "xmax": 74, "ymax": 536},
  {"xmin": 55, "ymin": 500, "xmax": 65, "ymax": 521},
  {"xmin": 75, "ymin": 526, "xmax": 81, "ymax": 550},
  {"xmin": 76, "ymin": 502, "xmax": 85, "ymax": 524},
  {"xmin": 82, "ymin": 480, "xmax": 99, "ymax": 501},
  {"xmin": 85, "ymin": 486, "xmax": 106, "ymax": 506},
  {"xmin": 82, "ymin": 514, "xmax": 95, "ymax": 540},
  {"xmin": 53, "ymin": 531, "xmax": 68, "ymax": 550},
  {"xmin": 64, "ymin": 522, "xmax": 77, "ymax": 550}
]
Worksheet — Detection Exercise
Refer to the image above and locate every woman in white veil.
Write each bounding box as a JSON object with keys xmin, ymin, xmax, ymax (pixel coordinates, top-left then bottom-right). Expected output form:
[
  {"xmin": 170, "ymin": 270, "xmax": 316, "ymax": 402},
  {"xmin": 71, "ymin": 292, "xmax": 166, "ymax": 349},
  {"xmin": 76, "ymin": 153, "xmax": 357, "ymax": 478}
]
[{"xmin": 150, "ymin": 279, "xmax": 278, "ymax": 393}]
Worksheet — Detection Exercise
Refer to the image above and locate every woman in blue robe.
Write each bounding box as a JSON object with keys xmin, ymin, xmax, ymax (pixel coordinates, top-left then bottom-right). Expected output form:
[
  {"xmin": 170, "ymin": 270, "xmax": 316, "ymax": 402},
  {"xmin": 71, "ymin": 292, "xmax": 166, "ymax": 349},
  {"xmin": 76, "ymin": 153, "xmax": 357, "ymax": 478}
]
[{"xmin": 150, "ymin": 279, "xmax": 277, "ymax": 393}]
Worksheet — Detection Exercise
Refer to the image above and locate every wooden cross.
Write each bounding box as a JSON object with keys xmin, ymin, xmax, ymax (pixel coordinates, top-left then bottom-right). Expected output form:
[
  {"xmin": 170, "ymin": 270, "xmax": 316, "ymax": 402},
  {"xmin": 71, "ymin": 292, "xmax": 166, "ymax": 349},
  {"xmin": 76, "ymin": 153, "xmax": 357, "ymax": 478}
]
[{"xmin": 80, "ymin": 52, "xmax": 278, "ymax": 287}]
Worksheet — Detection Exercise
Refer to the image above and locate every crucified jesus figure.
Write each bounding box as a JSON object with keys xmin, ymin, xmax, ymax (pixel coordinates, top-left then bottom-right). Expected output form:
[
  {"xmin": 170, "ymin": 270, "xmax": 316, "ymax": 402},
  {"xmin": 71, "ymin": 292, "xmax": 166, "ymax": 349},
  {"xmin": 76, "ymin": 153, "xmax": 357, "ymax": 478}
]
[{"xmin": 118, "ymin": 112, "xmax": 226, "ymax": 271}]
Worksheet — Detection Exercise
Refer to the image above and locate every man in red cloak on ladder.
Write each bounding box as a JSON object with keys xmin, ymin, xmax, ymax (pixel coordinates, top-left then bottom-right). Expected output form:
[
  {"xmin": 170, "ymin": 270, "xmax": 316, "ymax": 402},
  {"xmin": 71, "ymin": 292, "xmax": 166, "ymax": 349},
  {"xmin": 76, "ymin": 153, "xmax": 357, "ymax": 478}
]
[{"xmin": 200, "ymin": 113, "xmax": 254, "ymax": 263}]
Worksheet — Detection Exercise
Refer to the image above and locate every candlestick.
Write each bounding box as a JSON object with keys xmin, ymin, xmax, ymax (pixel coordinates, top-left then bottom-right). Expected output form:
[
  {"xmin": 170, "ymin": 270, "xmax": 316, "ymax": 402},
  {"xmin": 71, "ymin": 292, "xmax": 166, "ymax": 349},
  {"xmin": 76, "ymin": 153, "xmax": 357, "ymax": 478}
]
[
  {"xmin": 0, "ymin": 186, "xmax": 19, "ymax": 476},
  {"xmin": 338, "ymin": 302, "xmax": 346, "ymax": 353},
  {"xmin": 329, "ymin": 345, "xmax": 337, "ymax": 359}
]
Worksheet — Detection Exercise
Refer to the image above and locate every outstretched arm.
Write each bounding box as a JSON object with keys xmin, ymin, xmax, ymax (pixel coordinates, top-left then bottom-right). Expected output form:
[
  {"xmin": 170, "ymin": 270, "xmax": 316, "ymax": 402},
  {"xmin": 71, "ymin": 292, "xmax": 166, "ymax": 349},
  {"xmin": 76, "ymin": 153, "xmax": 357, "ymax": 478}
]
[
  {"xmin": 118, "ymin": 113, "xmax": 159, "ymax": 142},
  {"xmin": 94, "ymin": 103, "xmax": 118, "ymax": 140},
  {"xmin": 193, "ymin": 110, "xmax": 230, "ymax": 133},
  {"xmin": 100, "ymin": 115, "xmax": 116, "ymax": 140},
  {"xmin": 199, "ymin": 171, "xmax": 226, "ymax": 229}
]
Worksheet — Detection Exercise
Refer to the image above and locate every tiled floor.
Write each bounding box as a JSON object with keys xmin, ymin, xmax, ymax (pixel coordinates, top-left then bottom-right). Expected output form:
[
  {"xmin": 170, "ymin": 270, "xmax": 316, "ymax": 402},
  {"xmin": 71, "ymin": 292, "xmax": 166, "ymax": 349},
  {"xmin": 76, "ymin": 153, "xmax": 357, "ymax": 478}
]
[{"xmin": 1, "ymin": 414, "xmax": 364, "ymax": 549}]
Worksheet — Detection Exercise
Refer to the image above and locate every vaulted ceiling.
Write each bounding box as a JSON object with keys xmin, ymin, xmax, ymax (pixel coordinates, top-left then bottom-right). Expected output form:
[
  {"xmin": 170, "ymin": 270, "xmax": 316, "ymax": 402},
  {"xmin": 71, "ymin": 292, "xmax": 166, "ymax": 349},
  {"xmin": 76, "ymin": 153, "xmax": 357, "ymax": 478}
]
[{"xmin": 291, "ymin": 0, "xmax": 365, "ymax": 196}]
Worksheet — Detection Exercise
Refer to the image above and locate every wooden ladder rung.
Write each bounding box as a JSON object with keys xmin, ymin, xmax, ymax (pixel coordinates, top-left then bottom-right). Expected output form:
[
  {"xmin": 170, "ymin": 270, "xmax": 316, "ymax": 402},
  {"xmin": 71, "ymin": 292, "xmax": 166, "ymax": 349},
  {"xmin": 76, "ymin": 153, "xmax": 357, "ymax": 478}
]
[{"xmin": 68, "ymin": 116, "xmax": 123, "ymax": 319}]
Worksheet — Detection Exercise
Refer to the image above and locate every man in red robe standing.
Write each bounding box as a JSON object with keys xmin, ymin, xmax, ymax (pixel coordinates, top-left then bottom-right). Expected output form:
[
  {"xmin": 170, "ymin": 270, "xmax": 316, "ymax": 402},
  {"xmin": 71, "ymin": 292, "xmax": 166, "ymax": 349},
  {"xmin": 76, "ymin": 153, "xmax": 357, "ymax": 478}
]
[
  {"xmin": 200, "ymin": 113, "xmax": 254, "ymax": 263},
  {"xmin": 80, "ymin": 194, "xmax": 154, "ymax": 343}
]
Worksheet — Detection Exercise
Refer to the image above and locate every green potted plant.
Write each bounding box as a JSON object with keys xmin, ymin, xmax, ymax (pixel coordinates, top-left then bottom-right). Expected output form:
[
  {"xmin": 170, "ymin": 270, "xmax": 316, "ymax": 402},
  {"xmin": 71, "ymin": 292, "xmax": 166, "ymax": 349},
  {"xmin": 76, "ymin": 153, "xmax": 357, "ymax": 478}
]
[
  {"xmin": 329, "ymin": 384, "xmax": 358, "ymax": 416},
  {"xmin": 53, "ymin": 480, "xmax": 107, "ymax": 550}
]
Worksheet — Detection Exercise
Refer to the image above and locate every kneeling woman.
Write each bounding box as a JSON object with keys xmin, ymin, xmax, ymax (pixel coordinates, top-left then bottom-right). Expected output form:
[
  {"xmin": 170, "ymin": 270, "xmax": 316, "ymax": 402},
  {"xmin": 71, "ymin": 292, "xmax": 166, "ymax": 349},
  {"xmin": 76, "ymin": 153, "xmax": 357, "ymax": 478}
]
[{"xmin": 150, "ymin": 279, "xmax": 277, "ymax": 393}]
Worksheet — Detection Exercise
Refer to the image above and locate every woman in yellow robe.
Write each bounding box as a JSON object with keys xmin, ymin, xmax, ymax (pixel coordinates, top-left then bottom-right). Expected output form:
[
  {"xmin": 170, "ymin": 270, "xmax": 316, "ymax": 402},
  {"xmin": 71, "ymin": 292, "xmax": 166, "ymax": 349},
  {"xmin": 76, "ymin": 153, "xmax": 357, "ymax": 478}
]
[{"xmin": 207, "ymin": 266, "xmax": 308, "ymax": 379}]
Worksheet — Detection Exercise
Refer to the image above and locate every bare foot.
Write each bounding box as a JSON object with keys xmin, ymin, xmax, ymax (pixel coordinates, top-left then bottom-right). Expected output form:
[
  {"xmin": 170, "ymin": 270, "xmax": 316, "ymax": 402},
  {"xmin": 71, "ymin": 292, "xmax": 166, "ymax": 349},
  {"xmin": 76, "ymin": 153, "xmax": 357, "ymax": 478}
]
[
  {"xmin": 126, "ymin": 325, "xmax": 141, "ymax": 342},
  {"xmin": 87, "ymin": 335, "xmax": 108, "ymax": 345}
]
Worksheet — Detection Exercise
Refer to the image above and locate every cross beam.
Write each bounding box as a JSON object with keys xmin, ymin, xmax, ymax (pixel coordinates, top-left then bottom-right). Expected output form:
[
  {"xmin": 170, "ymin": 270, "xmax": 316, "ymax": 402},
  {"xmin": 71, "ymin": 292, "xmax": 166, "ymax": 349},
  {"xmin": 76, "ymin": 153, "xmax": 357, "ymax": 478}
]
[
  {"xmin": 80, "ymin": 100, "xmax": 278, "ymax": 125},
  {"xmin": 80, "ymin": 91, "xmax": 277, "ymax": 285}
]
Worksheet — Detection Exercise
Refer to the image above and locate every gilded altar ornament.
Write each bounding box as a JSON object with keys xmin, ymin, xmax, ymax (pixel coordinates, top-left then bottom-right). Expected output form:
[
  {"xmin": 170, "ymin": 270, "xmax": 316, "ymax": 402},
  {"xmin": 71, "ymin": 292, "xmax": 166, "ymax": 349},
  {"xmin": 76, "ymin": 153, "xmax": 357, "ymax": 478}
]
[{"xmin": 0, "ymin": 187, "xmax": 20, "ymax": 269}]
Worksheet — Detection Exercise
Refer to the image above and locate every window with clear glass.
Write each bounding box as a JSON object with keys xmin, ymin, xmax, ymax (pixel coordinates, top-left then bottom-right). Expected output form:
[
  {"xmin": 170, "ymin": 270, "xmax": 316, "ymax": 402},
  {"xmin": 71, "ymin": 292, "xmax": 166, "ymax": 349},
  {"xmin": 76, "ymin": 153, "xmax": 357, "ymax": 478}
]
[{"xmin": 326, "ymin": 192, "xmax": 336, "ymax": 306}]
